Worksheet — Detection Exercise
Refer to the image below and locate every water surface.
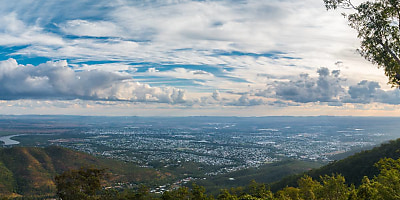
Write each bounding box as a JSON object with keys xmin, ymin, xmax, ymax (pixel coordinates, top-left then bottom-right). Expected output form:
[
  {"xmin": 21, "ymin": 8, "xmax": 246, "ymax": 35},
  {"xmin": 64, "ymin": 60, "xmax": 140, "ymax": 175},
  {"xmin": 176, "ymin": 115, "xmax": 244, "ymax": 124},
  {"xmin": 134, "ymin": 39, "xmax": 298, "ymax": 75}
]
[{"xmin": 0, "ymin": 135, "xmax": 21, "ymax": 145}]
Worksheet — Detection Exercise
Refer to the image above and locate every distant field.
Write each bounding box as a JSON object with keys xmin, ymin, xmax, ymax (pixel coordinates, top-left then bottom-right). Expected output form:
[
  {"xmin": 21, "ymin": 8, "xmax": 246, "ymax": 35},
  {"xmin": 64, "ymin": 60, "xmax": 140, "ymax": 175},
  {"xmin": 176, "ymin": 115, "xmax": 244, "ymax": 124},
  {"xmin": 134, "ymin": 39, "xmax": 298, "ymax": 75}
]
[{"xmin": 0, "ymin": 131, "xmax": 16, "ymax": 136}]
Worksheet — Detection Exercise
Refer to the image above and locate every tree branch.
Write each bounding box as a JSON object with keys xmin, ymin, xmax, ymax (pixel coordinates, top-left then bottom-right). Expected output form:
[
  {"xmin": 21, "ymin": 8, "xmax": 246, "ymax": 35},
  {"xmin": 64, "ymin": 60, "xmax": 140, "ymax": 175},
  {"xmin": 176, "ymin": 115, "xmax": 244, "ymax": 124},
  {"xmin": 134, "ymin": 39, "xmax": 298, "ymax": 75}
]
[
  {"xmin": 346, "ymin": 0, "xmax": 356, "ymax": 10},
  {"xmin": 378, "ymin": 39, "xmax": 400, "ymax": 66}
]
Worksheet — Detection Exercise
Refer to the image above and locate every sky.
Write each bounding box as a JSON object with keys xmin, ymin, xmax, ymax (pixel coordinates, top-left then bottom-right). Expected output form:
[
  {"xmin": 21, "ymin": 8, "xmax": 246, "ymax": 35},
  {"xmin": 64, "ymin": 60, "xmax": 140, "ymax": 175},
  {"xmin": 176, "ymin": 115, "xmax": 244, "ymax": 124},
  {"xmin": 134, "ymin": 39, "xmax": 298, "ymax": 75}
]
[{"xmin": 0, "ymin": 0, "xmax": 399, "ymax": 116}]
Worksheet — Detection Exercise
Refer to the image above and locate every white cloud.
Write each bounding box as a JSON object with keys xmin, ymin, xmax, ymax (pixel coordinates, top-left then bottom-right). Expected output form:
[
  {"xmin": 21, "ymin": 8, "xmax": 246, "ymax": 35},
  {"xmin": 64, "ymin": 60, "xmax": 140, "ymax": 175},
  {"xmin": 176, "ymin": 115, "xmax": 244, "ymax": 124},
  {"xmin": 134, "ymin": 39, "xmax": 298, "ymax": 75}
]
[
  {"xmin": 2, "ymin": 58, "xmax": 397, "ymax": 109},
  {"xmin": 262, "ymin": 68, "xmax": 400, "ymax": 106},
  {"xmin": 0, "ymin": 0, "xmax": 360, "ymax": 64},
  {"xmin": 0, "ymin": 13, "xmax": 64, "ymax": 46},
  {"xmin": 272, "ymin": 67, "xmax": 345, "ymax": 103},
  {"xmin": 146, "ymin": 67, "xmax": 214, "ymax": 81},
  {"xmin": 212, "ymin": 90, "xmax": 221, "ymax": 101},
  {"xmin": 0, "ymin": 59, "xmax": 188, "ymax": 104},
  {"xmin": 0, "ymin": 0, "xmax": 398, "ymax": 115},
  {"xmin": 72, "ymin": 63, "xmax": 138, "ymax": 74},
  {"xmin": 345, "ymin": 80, "xmax": 400, "ymax": 105},
  {"xmin": 59, "ymin": 20, "xmax": 123, "ymax": 38},
  {"xmin": 230, "ymin": 94, "xmax": 265, "ymax": 106}
]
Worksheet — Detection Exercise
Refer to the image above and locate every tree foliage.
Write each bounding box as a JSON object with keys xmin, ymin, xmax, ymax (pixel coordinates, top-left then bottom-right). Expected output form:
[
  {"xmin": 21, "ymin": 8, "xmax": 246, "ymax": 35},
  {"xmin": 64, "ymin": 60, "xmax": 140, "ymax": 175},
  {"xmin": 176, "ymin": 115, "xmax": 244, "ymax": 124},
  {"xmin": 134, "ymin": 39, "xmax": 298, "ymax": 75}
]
[
  {"xmin": 53, "ymin": 157, "xmax": 400, "ymax": 200},
  {"xmin": 269, "ymin": 158, "xmax": 400, "ymax": 199},
  {"xmin": 324, "ymin": 0, "xmax": 400, "ymax": 87},
  {"xmin": 162, "ymin": 184, "xmax": 214, "ymax": 200},
  {"xmin": 55, "ymin": 167, "xmax": 106, "ymax": 200}
]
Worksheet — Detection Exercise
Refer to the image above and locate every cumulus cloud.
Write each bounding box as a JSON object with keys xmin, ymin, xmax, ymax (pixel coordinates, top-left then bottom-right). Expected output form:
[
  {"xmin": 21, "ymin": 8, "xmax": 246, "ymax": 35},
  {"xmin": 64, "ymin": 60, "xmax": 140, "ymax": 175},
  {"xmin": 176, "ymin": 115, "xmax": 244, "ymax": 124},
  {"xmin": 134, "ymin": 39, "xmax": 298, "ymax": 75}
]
[
  {"xmin": 0, "ymin": 59, "xmax": 187, "ymax": 104},
  {"xmin": 345, "ymin": 80, "xmax": 400, "ymax": 105},
  {"xmin": 274, "ymin": 67, "xmax": 344, "ymax": 103},
  {"xmin": 346, "ymin": 80, "xmax": 380, "ymax": 104},
  {"xmin": 266, "ymin": 68, "xmax": 400, "ymax": 106},
  {"xmin": 212, "ymin": 90, "xmax": 221, "ymax": 101},
  {"xmin": 1, "ymin": 58, "xmax": 400, "ymax": 110},
  {"xmin": 229, "ymin": 94, "xmax": 265, "ymax": 106}
]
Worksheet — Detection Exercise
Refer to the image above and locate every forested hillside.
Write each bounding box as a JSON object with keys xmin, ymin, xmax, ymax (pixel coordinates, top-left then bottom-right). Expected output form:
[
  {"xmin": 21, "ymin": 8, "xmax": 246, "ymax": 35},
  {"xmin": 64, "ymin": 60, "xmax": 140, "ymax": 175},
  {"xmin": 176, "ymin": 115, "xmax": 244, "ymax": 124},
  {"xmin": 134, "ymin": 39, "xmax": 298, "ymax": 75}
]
[
  {"xmin": 194, "ymin": 159, "xmax": 322, "ymax": 195},
  {"xmin": 272, "ymin": 138, "xmax": 400, "ymax": 191},
  {"xmin": 0, "ymin": 146, "xmax": 169, "ymax": 198}
]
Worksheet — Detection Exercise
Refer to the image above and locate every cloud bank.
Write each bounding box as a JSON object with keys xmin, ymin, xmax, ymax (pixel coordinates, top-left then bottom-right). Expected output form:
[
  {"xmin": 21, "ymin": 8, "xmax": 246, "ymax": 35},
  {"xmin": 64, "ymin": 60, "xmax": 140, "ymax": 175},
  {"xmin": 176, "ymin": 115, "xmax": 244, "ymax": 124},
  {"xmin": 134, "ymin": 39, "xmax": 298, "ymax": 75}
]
[
  {"xmin": 0, "ymin": 0, "xmax": 398, "ymax": 115},
  {"xmin": 270, "ymin": 68, "xmax": 400, "ymax": 106},
  {"xmin": 0, "ymin": 59, "xmax": 186, "ymax": 104},
  {"xmin": 345, "ymin": 80, "xmax": 400, "ymax": 105},
  {"xmin": 1, "ymin": 59, "xmax": 399, "ymax": 108},
  {"xmin": 274, "ymin": 68, "xmax": 344, "ymax": 103}
]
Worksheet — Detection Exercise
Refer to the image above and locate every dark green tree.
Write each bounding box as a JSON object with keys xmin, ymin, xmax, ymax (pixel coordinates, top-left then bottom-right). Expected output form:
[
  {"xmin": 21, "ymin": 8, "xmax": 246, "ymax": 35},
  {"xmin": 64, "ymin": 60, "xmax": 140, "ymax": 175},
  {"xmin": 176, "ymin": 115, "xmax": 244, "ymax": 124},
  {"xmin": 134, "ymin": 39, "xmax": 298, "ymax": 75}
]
[
  {"xmin": 99, "ymin": 188, "xmax": 124, "ymax": 200},
  {"xmin": 324, "ymin": 0, "xmax": 400, "ymax": 86},
  {"xmin": 217, "ymin": 189, "xmax": 238, "ymax": 200},
  {"xmin": 191, "ymin": 183, "xmax": 212, "ymax": 200},
  {"xmin": 119, "ymin": 185, "xmax": 153, "ymax": 200},
  {"xmin": 229, "ymin": 186, "xmax": 245, "ymax": 197},
  {"xmin": 370, "ymin": 158, "xmax": 400, "ymax": 199},
  {"xmin": 297, "ymin": 175, "xmax": 321, "ymax": 200},
  {"xmin": 161, "ymin": 187, "xmax": 190, "ymax": 200},
  {"xmin": 318, "ymin": 174, "xmax": 349, "ymax": 200},
  {"xmin": 161, "ymin": 184, "xmax": 214, "ymax": 200},
  {"xmin": 246, "ymin": 180, "xmax": 273, "ymax": 199},
  {"xmin": 357, "ymin": 176, "xmax": 379, "ymax": 200},
  {"xmin": 55, "ymin": 167, "xmax": 106, "ymax": 200},
  {"xmin": 275, "ymin": 187, "xmax": 300, "ymax": 200}
]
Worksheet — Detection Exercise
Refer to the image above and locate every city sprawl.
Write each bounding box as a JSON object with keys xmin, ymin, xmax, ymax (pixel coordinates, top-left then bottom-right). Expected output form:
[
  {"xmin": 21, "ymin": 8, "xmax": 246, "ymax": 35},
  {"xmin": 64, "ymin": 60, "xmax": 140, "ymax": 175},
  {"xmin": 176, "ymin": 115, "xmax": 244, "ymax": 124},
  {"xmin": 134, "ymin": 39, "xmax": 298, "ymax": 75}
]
[{"xmin": 1, "ymin": 116, "xmax": 396, "ymax": 176}]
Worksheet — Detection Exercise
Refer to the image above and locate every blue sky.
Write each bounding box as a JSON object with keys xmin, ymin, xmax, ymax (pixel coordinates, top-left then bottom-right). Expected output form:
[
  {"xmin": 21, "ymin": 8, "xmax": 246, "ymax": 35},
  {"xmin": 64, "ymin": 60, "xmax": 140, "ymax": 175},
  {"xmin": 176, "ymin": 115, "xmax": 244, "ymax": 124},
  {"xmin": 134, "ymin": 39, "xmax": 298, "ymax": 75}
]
[{"xmin": 0, "ymin": 0, "xmax": 399, "ymax": 116}]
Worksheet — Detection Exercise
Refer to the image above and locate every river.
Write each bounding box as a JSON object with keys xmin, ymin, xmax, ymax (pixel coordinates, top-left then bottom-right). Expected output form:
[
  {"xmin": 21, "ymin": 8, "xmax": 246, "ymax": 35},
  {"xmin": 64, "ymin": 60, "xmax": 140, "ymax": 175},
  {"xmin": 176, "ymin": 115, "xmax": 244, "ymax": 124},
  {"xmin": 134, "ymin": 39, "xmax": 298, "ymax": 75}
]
[{"xmin": 0, "ymin": 135, "xmax": 22, "ymax": 145}]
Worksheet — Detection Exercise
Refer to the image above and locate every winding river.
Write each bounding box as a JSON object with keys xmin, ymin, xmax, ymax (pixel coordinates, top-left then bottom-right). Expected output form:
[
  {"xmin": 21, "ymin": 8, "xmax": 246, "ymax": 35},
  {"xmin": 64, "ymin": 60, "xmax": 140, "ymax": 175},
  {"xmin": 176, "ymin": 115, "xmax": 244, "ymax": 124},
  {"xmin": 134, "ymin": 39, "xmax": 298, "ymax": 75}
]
[{"xmin": 0, "ymin": 135, "xmax": 21, "ymax": 145}]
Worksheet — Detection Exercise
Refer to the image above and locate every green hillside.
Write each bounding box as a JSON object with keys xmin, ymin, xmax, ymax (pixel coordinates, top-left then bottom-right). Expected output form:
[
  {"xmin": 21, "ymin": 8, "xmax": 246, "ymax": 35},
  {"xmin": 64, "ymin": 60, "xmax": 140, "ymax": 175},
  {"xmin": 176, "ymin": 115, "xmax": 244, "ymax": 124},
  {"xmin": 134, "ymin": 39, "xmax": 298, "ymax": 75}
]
[
  {"xmin": 271, "ymin": 138, "xmax": 400, "ymax": 191},
  {"xmin": 0, "ymin": 146, "xmax": 169, "ymax": 198},
  {"xmin": 194, "ymin": 159, "xmax": 322, "ymax": 195}
]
